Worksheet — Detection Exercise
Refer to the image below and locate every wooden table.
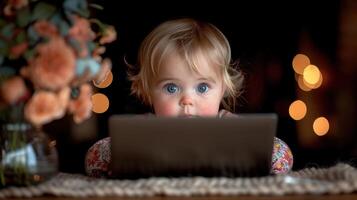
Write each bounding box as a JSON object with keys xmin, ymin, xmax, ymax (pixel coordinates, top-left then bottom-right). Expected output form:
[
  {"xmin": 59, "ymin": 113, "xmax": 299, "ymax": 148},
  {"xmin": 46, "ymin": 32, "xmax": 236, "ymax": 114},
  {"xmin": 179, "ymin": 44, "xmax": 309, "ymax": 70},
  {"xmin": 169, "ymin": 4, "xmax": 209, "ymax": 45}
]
[{"xmin": 7, "ymin": 194, "xmax": 357, "ymax": 200}]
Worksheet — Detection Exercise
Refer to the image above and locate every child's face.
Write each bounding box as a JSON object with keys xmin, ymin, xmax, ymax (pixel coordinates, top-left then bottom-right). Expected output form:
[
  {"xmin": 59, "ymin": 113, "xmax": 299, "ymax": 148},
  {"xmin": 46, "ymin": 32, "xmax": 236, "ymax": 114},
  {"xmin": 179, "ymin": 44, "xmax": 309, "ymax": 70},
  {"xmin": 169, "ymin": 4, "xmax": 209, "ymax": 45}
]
[{"xmin": 150, "ymin": 53, "xmax": 225, "ymax": 117}]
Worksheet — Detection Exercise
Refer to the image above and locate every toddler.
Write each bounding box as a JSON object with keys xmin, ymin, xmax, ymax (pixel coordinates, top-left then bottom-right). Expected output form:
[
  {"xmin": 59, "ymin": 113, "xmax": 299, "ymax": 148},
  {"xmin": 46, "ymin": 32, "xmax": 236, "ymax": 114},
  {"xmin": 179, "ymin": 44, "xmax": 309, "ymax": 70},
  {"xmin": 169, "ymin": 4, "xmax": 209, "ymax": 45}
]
[{"xmin": 85, "ymin": 18, "xmax": 293, "ymax": 177}]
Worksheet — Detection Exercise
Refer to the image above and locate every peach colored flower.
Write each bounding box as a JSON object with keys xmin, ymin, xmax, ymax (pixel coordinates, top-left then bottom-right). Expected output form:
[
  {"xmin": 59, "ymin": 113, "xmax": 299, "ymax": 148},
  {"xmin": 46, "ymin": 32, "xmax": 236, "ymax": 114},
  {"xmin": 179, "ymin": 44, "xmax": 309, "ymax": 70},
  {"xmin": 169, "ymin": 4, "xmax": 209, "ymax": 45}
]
[
  {"xmin": 68, "ymin": 84, "xmax": 93, "ymax": 123},
  {"xmin": 34, "ymin": 20, "xmax": 58, "ymax": 38},
  {"xmin": 26, "ymin": 37, "xmax": 76, "ymax": 90},
  {"xmin": 69, "ymin": 16, "xmax": 95, "ymax": 42},
  {"xmin": 58, "ymin": 87, "xmax": 70, "ymax": 111},
  {"xmin": 7, "ymin": 0, "xmax": 28, "ymax": 9},
  {"xmin": 94, "ymin": 58, "xmax": 111, "ymax": 85},
  {"xmin": 0, "ymin": 76, "xmax": 28, "ymax": 105},
  {"xmin": 24, "ymin": 90, "xmax": 66, "ymax": 127},
  {"xmin": 10, "ymin": 42, "xmax": 28, "ymax": 58},
  {"xmin": 92, "ymin": 46, "xmax": 106, "ymax": 62},
  {"xmin": 68, "ymin": 15, "xmax": 95, "ymax": 57},
  {"xmin": 4, "ymin": 0, "xmax": 28, "ymax": 16},
  {"xmin": 93, "ymin": 46, "xmax": 106, "ymax": 57},
  {"xmin": 99, "ymin": 26, "xmax": 117, "ymax": 45}
]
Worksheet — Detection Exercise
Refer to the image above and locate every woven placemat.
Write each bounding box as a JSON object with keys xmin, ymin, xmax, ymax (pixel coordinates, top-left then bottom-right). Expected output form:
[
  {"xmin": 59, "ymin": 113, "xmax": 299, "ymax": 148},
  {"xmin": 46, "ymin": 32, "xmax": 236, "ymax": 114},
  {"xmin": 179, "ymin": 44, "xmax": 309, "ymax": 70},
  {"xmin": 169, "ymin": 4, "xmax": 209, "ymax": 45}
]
[{"xmin": 1, "ymin": 163, "xmax": 357, "ymax": 198}]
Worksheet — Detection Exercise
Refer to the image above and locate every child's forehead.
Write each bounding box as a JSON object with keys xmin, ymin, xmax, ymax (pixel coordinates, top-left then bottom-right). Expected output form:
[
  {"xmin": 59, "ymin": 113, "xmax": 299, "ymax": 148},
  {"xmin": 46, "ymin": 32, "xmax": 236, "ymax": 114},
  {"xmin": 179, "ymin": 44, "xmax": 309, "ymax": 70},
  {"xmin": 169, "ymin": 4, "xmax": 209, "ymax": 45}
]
[
  {"xmin": 157, "ymin": 51, "xmax": 222, "ymax": 78},
  {"xmin": 163, "ymin": 50, "xmax": 220, "ymax": 69}
]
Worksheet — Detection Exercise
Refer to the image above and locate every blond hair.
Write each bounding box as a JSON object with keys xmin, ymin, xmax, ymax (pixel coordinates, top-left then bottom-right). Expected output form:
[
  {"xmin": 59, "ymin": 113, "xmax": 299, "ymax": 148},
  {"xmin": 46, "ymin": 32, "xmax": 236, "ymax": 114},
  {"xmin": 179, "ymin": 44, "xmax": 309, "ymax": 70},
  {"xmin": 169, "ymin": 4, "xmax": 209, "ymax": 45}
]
[{"xmin": 129, "ymin": 18, "xmax": 244, "ymax": 111}]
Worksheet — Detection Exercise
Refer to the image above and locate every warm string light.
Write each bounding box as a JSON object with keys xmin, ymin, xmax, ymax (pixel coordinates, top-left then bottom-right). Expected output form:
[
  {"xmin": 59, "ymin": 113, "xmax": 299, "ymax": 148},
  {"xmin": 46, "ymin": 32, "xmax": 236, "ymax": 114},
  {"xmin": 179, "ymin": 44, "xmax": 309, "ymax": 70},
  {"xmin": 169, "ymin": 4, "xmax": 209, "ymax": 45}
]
[
  {"xmin": 92, "ymin": 71, "xmax": 113, "ymax": 113},
  {"xmin": 289, "ymin": 100, "xmax": 307, "ymax": 120},
  {"xmin": 92, "ymin": 93, "xmax": 110, "ymax": 113},
  {"xmin": 93, "ymin": 71, "xmax": 113, "ymax": 88},
  {"xmin": 313, "ymin": 117, "xmax": 329, "ymax": 136},
  {"xmin": 292, "ymin": 54, "xmax": 310, "ymax": 75},
  {"xmin": 303, "ymin": 65, "xmax": 321, "ymax": 85},
  {"xmin": 290, "ymin": 54, "xmax": 329, "ymax": 136}
]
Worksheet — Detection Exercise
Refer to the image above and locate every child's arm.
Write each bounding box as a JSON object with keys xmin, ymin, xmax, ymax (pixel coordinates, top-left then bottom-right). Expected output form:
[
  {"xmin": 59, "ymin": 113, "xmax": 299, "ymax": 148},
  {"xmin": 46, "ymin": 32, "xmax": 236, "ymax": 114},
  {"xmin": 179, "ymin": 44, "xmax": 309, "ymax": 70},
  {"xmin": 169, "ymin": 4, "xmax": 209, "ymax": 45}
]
[
  {"xmin": 85, "ymin": 137, "xmax": 112, "ymax": 177},
  {"xmin": 219, "ymin": 109, "xmax": 294, "ymax": 174},
  {"xmin": 271, "ymin": 137, "xmax": 294, "ymax": 174}
]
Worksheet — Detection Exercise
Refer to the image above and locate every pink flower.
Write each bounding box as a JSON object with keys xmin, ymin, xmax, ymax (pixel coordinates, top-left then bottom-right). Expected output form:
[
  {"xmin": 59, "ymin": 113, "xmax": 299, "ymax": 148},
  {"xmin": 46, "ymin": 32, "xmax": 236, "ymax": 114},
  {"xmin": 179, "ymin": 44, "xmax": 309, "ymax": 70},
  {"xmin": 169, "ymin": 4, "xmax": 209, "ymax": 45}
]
[
  {"xmin": 7, "ymin": 0, "xmax": 28, "ymax": 9},
  {"xmin": 92, "ymin": 46, "xmax": 106, "ymax": 62},
  {"xmin": 24, "ymin": 90, "xmax": 67, "ymax": 127},
  {"xmin": 58, "ymin": 87, "xmax": 70, "ymax": 110},
  {"xmin": 0, "ymin": 76, "xmax": 28, "ymax": 105},
  {"xmin": 94, "ymin": 58, "xmax": 112, "ymax": 85},
  {"xmin": 33, "ymin": 21, "xmax": 58, "ymax": 38},
  {"xmin": 4, "ymin": 0, "xmax": 28, "ymax": 16},
  {"xmin": 0, "ymin": 0, "xmax": 115, "ymax": 127},
  {"xmin": 69, "ymin": 16, "xmax": 95, "ymax": 43},
  {"xmin": 68, "ymin": 84, "xmax": 93, "ymax": 123},
  {"xmin": 25, "ymin": 37, "xmax": 76, "ymax": 90},
  {"xmin": 10, "ymin": 42, "xmax": 28, "ymax": 58},
  {"xmin": 99, "ymin": 26, "xmax": 117, "ymax": 45},
  {"xmin": 68, "ymin": 15, "xmax": 95, "ymax": 57}
]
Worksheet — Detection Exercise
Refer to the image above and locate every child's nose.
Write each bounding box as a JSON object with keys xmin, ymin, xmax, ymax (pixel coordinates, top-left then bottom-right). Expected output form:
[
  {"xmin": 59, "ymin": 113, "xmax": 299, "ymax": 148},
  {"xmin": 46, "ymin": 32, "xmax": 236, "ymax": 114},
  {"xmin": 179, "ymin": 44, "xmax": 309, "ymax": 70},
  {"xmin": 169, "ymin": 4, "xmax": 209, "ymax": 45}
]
[{"xmin": 180, "ymin": 95, "xmax": 193, "ymax": 106}]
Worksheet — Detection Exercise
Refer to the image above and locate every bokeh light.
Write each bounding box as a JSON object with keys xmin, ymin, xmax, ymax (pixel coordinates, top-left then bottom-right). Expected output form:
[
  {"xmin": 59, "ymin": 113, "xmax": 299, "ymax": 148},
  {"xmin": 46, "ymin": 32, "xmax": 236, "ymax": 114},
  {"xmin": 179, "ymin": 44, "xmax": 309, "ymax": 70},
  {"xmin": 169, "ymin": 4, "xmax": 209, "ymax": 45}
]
[
  {"xmin": 313, "ymin": 117, "xmax": 329, "ymax": 136},
  {"xmin": 292, "ymin": 54, "xmax": 310, "ymax": 75},
  {"xmin": 297, "ymin": 75, "xmax": 312, "ymax": 91},
  {"xmin": 92, "ymin": 93, "xmax": 110, "ymax": 113},
  {"xmin": 303, "ymin": 72, "xmax": 323, "ymax": 89},
  {"xmin": 93, "ymin": 71, "xmax": 113, "ymax": 88},
  {"xmin": 289, "ymin": 100, "xmax": 307, "ymax": 120},
  {"xmin": 303, "ymin": 65, "xmax": 321, "ymax": 85}
]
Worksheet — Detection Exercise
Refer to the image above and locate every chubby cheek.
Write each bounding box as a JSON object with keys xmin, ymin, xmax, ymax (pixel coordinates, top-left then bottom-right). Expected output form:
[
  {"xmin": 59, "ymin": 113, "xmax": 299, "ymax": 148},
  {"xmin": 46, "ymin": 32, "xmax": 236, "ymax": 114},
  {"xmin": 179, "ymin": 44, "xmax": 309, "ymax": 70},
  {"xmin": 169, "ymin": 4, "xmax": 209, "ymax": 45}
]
[
  {"xmin": 152, "ymin": 99, "xmax": 178, "ymax": 116},
  {"xmin": 197, "ymin": 100, "xmax": 221, "ymax": 116}
]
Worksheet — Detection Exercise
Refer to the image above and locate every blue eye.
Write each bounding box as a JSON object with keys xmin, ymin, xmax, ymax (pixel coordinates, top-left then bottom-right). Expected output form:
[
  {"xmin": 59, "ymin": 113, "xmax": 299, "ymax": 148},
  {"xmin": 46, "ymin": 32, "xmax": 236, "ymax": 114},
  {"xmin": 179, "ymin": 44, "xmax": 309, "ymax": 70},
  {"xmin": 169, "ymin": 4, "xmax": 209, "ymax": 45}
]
[
  {"xmin": 197, "ymin": 83, "xmax": 209, "ymax": 93},
  {"xmin": 164, "ymin": 83, "xmax": 179, "ymax": 94}
]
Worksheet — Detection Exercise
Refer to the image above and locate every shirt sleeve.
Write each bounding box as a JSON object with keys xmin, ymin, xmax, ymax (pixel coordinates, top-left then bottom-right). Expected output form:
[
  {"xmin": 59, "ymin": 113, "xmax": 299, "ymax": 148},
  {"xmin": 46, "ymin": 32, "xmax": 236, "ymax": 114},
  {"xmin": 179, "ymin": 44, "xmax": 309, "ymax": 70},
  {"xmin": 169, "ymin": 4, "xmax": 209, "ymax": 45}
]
[
  {"xmin": 271, "ymin": 137, "xmax": 294, "ymax": 174},
  {"xmin": 85, "ymin": 137, "xmax": 112, "ymax": 177}
]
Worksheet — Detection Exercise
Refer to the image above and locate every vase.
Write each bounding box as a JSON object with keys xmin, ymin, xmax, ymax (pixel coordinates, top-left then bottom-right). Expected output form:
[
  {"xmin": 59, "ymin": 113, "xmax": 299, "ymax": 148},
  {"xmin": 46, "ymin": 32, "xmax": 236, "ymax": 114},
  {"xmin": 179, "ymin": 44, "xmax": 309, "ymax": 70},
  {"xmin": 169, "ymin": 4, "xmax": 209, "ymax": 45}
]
[{"xmin": 0, "ymin": 122, "xmax": 59, "ymax": 187}]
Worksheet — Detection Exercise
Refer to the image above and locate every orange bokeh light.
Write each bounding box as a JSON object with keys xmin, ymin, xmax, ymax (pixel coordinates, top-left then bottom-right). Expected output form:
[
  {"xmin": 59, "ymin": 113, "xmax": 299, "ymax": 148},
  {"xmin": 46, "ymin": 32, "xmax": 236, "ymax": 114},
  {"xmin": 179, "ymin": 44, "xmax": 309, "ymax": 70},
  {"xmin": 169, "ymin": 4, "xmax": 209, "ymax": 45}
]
[
  {"xmin": 91, "ymin": 93, "xmax": 110, "ymax": 113},
  {"xmin": 289, "ymin": 100, "xmax": 307, "ymax": 120}
]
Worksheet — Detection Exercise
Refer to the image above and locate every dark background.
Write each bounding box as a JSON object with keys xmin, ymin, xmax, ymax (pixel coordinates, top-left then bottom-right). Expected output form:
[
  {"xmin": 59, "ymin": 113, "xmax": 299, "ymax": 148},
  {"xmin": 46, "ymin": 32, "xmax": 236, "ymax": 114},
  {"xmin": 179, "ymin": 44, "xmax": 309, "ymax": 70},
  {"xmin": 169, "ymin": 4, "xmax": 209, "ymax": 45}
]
[{"xmin": 49, "ymin": 0, "xmax": 357, "ymax": 174}]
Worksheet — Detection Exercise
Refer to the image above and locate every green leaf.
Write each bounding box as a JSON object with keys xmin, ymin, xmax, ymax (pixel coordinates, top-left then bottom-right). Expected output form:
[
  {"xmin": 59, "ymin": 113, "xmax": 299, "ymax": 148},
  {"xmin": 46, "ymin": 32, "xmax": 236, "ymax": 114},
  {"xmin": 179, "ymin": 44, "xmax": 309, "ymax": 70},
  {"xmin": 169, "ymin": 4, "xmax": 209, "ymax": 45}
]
[
  {"xmin": 0, "ymin": 19, "xmax": 6, "ymax": 27},
  {"xmin": 15, "ymin": 31, "xmax": 26, "ymax": 44},
  {"xmin": 63, "ymin": 0, "xmax": 89, "ymax": 17},
  {"xmin": 76, "ymin": 9, "xmax": 89, "ymax": 18},
  {"xmin": 68, "ymin": 38, "xmax": 81, "ymax": 52},
  {"xmin": 0, "ymin": 67, "xmax": 15, "ymax": 78},
  {"xmin": 89, "ymin": 3, "xmax": 103, "ymax": 10},
  {"xmin": 0, "ymin": 48, "xmax": 8, "ymax": 57},
  {"xmin": 23, "ymin": 48, "xmax": 36, "ymax": 61},
  {"xmin": 16, "ymin": 7, "xmax": 31, "ymax": 27},
  {"xmin": 32, "ymin": 2, "xmax": 56, "ymax": 21},
  {"xmin": 50, "ymin": 13, "xmax": 70, "ymax": 36},
  {"xmin": 0, "ymin": 39, "xmax": 6, "ymax": 49},
  {"xmin": 0, "ymin": 40, "xmax": 9, "ymax": 56},
  {"xmin": 58, "ymin": 20, "xmax": 70, "ymax": 36},
  {"xmin": 90, "ymin": 19, "xmax": 106, "ymax": 30},
  {"xmin": 87, "ymin": 41, "xmax": 96, "ymax": 53},
  {"xmin": 27, "ymin": 26, "xmax": 40, "ymax": 45},
  {"xmin": 0, "ymin": 23, "xmax": 15, "ymax": 39},
  {"xmin": 0, "ymin": 55, "xmax": 4, "ymax": 66},
  {"xmin": 50, "ymin": 13, "xmax": 61, "ymax": 24}
]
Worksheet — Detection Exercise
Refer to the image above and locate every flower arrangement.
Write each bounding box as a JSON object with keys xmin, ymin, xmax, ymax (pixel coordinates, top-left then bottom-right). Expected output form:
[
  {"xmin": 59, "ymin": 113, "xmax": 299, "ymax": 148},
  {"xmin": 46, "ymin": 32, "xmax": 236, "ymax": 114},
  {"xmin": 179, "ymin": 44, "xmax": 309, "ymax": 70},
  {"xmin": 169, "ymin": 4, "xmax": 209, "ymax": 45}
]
[{"xmin": 0, "ymin": 0, "xmax": 116, "ymax": 127}]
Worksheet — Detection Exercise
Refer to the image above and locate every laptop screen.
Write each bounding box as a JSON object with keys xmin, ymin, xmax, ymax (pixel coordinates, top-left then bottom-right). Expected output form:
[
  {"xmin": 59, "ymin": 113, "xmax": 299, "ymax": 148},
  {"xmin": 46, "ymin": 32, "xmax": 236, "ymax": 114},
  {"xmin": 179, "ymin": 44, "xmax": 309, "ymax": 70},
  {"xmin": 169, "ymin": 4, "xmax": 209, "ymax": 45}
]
[{"xmin": 109, "ymin": 114, "xmax": 277, "ymax": 179}]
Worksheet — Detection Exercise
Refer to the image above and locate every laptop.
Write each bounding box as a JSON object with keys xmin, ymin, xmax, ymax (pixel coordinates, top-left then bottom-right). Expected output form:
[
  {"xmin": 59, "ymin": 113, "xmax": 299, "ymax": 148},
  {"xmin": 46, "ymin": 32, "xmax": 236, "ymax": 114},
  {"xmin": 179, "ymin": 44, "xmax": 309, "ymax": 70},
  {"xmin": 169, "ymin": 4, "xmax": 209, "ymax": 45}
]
[{"xmin": 109, "ymin": 113, "xmax": 278, "ymax": 179}]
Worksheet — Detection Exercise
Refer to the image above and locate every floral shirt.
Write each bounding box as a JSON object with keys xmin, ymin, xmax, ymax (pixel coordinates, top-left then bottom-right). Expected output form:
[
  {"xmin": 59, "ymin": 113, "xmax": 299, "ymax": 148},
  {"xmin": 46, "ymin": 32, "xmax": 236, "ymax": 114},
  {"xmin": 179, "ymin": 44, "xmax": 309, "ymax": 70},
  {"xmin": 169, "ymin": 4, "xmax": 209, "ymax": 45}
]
[{"xmin": 85, "ymin": 111, "xmax": 294, "ymax": 177}]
